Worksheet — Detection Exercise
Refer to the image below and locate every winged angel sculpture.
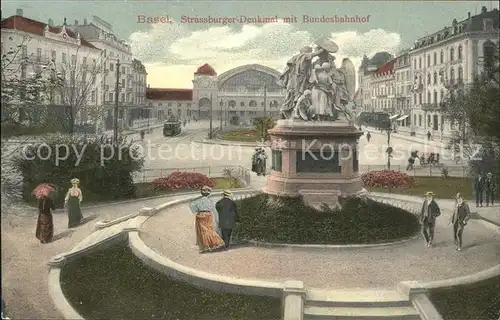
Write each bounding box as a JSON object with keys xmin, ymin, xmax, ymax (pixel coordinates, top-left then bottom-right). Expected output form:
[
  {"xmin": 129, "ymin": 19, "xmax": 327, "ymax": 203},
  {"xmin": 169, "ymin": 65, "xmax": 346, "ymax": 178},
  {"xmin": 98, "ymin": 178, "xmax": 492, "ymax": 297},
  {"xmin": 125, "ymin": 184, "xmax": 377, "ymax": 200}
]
[{"xmin": 277, "ymin": 37, "xmax": 356, "ymax": 122}]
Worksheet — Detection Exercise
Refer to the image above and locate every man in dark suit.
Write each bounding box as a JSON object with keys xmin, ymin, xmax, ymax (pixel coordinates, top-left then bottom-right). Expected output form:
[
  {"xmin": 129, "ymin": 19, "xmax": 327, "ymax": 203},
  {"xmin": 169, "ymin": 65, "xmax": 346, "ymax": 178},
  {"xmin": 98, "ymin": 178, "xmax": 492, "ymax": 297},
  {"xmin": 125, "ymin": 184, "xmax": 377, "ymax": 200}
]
[
  {"xmin": 485, "ymin": 172, "xmax": 496, "ymax": 206},
  {"xmin": 474, "ymin": 174, "xmax": 485, "ymax": 207},
  {"xmin": 215, "ymin": 190, "xmax": 239, "ymax": 250},
  {"xmin": 420, "ymin": 191, "xmax": 441, "ymax": 247},
  {"xmin": 449, "ymin": 193, "xmax": 471, "ymax": 251}
]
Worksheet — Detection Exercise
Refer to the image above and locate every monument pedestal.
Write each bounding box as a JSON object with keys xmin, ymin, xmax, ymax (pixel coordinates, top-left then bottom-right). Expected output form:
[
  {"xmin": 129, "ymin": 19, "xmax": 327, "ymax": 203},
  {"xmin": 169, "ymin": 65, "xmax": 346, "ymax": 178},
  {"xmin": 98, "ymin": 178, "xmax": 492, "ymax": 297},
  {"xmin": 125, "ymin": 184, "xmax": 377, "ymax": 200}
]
[{"xmin": 263, "ymin": 119, "xmax": 367, "ymax": 208}]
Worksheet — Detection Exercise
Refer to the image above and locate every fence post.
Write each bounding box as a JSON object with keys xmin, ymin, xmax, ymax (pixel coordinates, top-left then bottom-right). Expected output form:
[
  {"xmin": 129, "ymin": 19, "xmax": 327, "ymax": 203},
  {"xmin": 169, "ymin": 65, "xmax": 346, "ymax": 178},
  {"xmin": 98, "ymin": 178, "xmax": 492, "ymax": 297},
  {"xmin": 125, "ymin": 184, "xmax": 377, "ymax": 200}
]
[{"xmin": 208, "ymin": 167, "xmax": 211, "ymax": 177}]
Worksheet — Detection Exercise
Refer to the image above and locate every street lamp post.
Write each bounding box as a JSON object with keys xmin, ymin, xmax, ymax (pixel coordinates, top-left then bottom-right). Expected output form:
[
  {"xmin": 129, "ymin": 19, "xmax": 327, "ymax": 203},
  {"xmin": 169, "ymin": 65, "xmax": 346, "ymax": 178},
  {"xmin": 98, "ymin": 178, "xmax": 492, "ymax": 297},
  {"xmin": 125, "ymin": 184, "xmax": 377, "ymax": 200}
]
[
  {"xmin": 113, "ymin": 59, "xmax": 121, "ymax": 143},
  {"xmin": 219, "ymin": 99, "xmax": 223, "ymax": 130},
  {"xmin": 209, "ymin": 94, "xmax": 213, "ymax": 139},
  {"xmin": 386, "ymin": 122, "xmax": 393, "ymax": 170}
]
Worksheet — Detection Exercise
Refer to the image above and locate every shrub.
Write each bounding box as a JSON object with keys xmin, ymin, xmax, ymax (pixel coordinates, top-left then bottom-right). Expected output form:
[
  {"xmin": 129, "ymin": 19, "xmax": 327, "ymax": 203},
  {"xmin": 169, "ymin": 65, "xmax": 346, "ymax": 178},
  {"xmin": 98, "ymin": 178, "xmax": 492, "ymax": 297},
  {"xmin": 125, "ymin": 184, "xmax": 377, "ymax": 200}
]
[
  {"xmin": 235, "ymin": 194, "xmax": 419, "ymax": 244},
  {"xmin": 440, "ymin": 167, "xmax": 450, "ymax": 179},
  {"xmin": 361, "ymin": 170, "xmax": 414, "ymax": 189},
  {"xmin": 151, "ymin": 172, "xmax": 215, "ymax": 190},
  {"xmin": 13, "ymin": 133, "xmax": 144, "ymax": 205}
]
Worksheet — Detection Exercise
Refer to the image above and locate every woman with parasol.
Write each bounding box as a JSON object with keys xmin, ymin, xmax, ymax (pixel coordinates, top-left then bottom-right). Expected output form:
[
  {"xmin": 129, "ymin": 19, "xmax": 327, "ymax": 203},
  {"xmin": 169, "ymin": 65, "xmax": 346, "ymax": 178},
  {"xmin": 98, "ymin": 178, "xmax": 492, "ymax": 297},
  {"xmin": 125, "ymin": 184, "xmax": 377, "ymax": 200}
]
[
  {"xmin": 65, "ymin": 178, "xmax": 84, "ymax": 228},
  {"xmin": 33, "ymin": 184, "xmax": 56, "ymax": 244}
]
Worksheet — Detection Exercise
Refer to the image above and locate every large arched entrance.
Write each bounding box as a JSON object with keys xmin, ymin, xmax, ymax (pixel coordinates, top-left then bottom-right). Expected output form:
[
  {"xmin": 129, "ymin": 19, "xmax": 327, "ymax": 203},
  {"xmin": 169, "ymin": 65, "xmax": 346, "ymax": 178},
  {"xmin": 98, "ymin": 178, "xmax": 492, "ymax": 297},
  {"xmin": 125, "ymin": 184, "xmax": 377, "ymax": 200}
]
[{"xmin": 198, "ymin": 97, "xmax": 211, "ymax": 120}]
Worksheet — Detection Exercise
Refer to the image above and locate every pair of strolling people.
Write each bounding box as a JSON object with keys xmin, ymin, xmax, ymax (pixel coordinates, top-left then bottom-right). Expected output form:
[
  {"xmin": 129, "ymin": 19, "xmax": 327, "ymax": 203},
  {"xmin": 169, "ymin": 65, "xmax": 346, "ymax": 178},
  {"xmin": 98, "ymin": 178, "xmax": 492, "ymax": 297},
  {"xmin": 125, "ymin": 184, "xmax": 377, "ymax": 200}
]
[
  {"xmin": 420, "ymin": 191, "xmax": 470, "ymax": 251},
  {"xmin": 189, "ymin": 187, "xmax": 239, "ymax": 253}
]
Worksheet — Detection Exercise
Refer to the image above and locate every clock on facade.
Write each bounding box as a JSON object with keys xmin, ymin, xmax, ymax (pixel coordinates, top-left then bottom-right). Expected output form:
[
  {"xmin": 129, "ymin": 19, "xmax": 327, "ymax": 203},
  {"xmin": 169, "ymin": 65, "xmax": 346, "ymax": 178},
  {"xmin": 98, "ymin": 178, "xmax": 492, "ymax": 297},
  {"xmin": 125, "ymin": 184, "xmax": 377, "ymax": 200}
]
[{"xmin": 199, "ymin": 78, "xmax": 211, "ymax": 88}]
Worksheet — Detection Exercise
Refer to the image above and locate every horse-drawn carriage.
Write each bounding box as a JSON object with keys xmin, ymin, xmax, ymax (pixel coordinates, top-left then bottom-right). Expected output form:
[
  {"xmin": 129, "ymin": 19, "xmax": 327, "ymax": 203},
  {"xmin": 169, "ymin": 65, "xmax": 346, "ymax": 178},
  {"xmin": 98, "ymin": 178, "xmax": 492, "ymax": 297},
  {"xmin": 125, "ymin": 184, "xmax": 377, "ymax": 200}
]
[{"xmin": 407, "ymin": 151, "xmax": 441, "ymax": 170}]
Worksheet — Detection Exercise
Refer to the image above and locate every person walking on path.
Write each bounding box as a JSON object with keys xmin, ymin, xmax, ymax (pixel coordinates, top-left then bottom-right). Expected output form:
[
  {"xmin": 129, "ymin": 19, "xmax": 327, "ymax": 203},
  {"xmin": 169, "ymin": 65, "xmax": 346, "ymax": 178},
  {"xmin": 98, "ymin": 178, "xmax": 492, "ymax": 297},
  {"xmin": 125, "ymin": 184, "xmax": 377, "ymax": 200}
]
[
  {"xmin": 420, "ymin": 191, "xmax": 441, "ymax": 247},
  {"xmin": 426, "ymin": 131, "xmax": 432, "ymax": 141},
  {"xmin": 65, "ymin": 178, "xmax": 83, "ymax": 228},
  {"xmin": 35, "ymin": 195, "xmax": 55, "ymax": 244},
  {"xmin": 485, "ymin": 172, "xmax": 496, "ymax": 206},
  {"xmin": 474, "ymin": 174, "xmax": 485, "ymax": 207},
  {"xmin": 449, "ymin": 193, "xmax": 471, "ymax": 251},
  {"xmin": 215, "ymin": 190, "xmax": 239, "ymax": 250},
  {"xmin": 366, "ymin": 132, "xmax": 371, "ymax": 142},
  {"xmin": 189, "ymin": 186, "xmax": 225, "ymax": 253}
]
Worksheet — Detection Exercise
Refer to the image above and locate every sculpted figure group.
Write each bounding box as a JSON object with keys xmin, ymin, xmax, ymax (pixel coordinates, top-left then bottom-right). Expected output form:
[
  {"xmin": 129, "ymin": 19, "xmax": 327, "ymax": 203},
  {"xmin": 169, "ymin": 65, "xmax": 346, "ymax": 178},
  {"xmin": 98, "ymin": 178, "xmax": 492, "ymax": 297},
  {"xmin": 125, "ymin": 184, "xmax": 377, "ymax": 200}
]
[{"xmin": 277, "ymin": 37, "xmax": 356, "ymax": 122}]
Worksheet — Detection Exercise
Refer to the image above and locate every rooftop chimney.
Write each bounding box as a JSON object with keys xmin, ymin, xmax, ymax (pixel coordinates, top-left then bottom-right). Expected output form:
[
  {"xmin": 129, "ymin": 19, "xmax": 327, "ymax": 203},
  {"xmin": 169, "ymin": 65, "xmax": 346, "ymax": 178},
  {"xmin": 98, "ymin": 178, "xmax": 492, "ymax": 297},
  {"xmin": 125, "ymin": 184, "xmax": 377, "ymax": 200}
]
[
  {"xmin": 74, "ymin": 20, "xmax": 78, "ymax": 25},
  {"xmin": 452, "ymin": 18, "xmax": 457, "ymax": 25},
  {"xmin": 48, "ymin": 19, "xmax": 53, "ymax": 26},
  {"xmin": 468, "ymin": 12, "xmax": 471, "ymax": 18},
  {"xmin": 481, "ymin": 6, "xmax": 487, "ymax": 14},
  {"xmin": 84, "ymin": 18, "xmax": 88, "ymax": 25},
  {"xmin": 16, "ymin": 9, "xmax": 23, "ymax": 16}
]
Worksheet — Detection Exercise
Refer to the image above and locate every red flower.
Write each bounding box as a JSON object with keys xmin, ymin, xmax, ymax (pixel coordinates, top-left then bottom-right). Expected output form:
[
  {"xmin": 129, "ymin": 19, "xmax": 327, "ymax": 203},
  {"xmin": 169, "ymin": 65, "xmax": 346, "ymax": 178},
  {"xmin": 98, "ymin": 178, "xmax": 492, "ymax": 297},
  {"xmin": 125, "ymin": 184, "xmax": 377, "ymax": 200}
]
[
  {"xmin": 151, "ymin": 172, "xmax": 216, "ymax": 190},
  {"xmin": 361, "ymin": 170, "xmax": 414, "ymax": 189}
]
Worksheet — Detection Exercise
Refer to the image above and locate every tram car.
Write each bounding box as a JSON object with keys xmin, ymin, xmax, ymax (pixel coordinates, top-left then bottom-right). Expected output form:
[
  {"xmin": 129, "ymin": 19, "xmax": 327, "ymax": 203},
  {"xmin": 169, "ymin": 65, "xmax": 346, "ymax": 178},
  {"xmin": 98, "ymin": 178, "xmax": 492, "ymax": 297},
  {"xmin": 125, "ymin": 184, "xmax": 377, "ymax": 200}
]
[{"xmin": 163, "ymin": 116, "xmax": 182, "ymax": 137}]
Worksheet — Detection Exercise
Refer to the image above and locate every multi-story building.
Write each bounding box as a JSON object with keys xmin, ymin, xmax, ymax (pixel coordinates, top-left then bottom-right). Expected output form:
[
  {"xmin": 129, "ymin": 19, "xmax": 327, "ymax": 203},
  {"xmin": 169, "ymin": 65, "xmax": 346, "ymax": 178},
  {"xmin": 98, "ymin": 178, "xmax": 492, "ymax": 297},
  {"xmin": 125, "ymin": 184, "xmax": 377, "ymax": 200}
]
[
  {"xmin": 357, "ymin": 52, "xmax": 393, "ymax": 112},
  {"xmin": 371, "ymin": 59, "xmax": 396, "ymax": 114},
  {"xmin": 66, "ymin": 16, "xmax": 149, "ymax": 130},
  {"xmin": 1, "ymin": 10, "xmax": 103, "ymax": 126},
  {"xmin": 147, "ymin": 63, "xmax": 284, "ymax": 125},
  {"xmin": 409, "ymin": 6, "xmax": 499, "ymax": 139},
  {"xmin": 393, "ymin": 50, "xmax": 412, "ymax": 128}
]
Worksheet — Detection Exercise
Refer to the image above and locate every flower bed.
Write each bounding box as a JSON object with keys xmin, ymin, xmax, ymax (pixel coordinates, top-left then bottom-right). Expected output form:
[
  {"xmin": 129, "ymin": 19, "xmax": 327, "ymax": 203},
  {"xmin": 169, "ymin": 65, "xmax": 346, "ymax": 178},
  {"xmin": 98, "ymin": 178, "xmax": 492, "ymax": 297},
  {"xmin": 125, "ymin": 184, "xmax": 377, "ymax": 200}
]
[
  {"xmin": 361, "ymin": 170, "xmax": 414, "ymax": 189},
  {"xmin": 151, "ymin": 172, "xmax": 216, "ymax": 190}
]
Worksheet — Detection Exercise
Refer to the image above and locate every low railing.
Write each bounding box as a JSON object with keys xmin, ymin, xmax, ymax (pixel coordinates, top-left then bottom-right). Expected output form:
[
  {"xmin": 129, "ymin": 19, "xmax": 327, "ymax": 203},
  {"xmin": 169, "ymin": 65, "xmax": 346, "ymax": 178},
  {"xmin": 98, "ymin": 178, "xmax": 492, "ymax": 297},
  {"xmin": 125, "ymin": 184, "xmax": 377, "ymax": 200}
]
[
  {"xmin": 134, "ymin": 165, "xmax": 251, "ymax": 185},
  {"xmin": 360, "ymin": 164, "xmax": 469, "ymax": 177}
]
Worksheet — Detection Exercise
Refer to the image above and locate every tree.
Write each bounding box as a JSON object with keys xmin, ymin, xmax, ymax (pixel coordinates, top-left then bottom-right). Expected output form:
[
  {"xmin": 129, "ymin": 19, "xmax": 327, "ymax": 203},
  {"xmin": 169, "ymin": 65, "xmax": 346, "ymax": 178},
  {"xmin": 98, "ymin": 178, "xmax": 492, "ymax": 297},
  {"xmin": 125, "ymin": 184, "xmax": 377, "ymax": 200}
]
[
  {"xmin": 442, "ymin": 42, "xmax": 500, "ymax": 174},
  {"xmin": 252, "ymin": 116, "xmax": 275, "ymax": 141},
  {"xmin": 51, "ymin": 47, "xmax": 107, "ymax": 134},
  {"xmin": 1, "ymin": 36, "xmax": 53, "ymax": 131}
]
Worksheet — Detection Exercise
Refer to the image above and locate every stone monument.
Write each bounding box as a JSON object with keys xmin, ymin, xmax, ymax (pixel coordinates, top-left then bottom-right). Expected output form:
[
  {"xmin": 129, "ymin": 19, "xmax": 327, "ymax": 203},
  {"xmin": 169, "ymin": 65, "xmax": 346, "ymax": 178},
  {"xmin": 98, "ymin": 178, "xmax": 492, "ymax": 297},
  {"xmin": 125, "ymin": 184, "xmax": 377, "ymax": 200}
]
[{"xmin": 264, "ymin": 37, "xmax": 367, "ymax": 208}]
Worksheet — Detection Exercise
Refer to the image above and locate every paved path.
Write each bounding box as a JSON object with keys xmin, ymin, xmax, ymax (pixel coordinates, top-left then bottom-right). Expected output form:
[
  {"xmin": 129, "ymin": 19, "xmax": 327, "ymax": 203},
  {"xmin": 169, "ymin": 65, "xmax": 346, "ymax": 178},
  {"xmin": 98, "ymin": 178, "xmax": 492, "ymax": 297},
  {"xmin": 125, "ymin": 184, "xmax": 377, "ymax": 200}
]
[
  {"xmin": 140, "ymin": 190, "xmax": 500, "ymax": 290},
  {"xmin": 0, "ymin": 194, "xmax": 190, "ymax": 320}
]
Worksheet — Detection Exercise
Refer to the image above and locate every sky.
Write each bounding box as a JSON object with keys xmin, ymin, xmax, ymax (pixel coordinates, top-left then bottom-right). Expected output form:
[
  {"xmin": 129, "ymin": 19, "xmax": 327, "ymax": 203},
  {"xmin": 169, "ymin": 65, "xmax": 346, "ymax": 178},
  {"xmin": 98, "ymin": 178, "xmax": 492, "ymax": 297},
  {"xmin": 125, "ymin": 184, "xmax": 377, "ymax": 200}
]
[{"xmin": 2, "ymin": 1, "xmax": 498, "ymax": 89}]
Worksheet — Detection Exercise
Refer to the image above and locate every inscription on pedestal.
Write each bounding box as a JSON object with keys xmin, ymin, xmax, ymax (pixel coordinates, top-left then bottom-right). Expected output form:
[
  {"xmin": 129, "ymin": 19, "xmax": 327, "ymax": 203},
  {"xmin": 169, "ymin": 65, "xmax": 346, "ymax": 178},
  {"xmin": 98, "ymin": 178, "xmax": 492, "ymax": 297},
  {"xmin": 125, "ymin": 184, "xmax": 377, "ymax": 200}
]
[
  {"xmin": 296, "ymin": 151, "xmax": 341, "ymax": 173},
  {"xmin": 271, "ymin": 150, "xmax": 282, "ymax": 172}
]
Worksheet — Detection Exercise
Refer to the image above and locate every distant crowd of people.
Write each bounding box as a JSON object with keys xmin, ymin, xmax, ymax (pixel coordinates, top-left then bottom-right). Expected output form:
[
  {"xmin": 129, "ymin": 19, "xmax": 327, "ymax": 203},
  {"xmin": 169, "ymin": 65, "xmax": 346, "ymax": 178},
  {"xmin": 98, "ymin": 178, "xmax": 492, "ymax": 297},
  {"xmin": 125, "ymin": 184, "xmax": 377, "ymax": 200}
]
[{"xmin": 474, "ymin": 172, "xmax": 496, "ymax": 207}]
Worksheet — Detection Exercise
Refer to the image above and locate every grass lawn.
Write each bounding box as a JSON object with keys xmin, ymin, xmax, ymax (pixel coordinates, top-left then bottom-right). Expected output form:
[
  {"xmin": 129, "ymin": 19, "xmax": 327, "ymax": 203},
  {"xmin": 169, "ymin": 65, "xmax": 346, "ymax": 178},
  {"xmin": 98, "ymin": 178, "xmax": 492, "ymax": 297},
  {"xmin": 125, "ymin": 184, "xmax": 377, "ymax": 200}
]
[
  {"xmin": 60, "ymin": 244, "xmax": 282, "ymax": 320},
  {"xmin": 429, "ymin": 275, "xmax": 500, "ymax": 320},
  {"xmin": 25, "ymin": 177, "xmax": 242, "ymax": 207},
  {"xmin": 220, "ymin": 129, "xmax": 261, "ymax": 142},
  {"xmin": 368, "ymin": 176, "xmax": 500, "ymax": 200},
  {"xmin": 235, "ymin": 194, "xmax": 420, "ymax": 245}
]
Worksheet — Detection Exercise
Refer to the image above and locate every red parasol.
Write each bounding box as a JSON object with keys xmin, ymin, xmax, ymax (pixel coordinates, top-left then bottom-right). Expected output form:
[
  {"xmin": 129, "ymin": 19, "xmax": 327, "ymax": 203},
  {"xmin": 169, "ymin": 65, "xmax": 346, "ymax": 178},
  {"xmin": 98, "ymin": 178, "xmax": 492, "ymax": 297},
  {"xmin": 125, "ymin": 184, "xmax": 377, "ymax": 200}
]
[{"xmin": 32, "ymin": 184, "xmax": 55, "ymax": 199}]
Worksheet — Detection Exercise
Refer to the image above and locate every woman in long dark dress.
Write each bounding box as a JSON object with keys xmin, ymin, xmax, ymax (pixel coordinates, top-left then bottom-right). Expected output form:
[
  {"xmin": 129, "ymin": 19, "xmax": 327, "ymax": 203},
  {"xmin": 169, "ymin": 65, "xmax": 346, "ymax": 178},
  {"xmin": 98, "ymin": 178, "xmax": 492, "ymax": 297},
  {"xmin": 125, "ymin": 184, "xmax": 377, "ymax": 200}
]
[
  {"xmin": 65, "ymin": 178, "xmax": 83, "ymax": 228},
  {"xmin": 35, "ymin": 196, "xmax": 55, "ymax": 243}
]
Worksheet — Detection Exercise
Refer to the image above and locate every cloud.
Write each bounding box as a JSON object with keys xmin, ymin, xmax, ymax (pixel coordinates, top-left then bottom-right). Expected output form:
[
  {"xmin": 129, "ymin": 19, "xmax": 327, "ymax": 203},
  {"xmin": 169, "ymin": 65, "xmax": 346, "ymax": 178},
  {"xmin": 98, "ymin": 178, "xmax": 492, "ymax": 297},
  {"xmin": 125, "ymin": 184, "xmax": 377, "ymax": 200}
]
[{"xmin": 129, "ymin": 22, "xmax": 401, "ymax": 88}]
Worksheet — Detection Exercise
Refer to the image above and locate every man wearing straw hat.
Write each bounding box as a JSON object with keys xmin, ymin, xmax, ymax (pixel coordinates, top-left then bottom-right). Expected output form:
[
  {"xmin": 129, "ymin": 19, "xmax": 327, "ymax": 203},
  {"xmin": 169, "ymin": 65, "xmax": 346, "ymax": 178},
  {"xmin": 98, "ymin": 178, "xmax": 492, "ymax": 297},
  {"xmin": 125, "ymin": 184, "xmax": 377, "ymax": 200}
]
[
  {"xmin": 216, "ymin": 189, "xmax": 239, "ymax": 250},
  {"xmin": 420, "ymin": 191, "xmax": 441, "ymax": 247}
]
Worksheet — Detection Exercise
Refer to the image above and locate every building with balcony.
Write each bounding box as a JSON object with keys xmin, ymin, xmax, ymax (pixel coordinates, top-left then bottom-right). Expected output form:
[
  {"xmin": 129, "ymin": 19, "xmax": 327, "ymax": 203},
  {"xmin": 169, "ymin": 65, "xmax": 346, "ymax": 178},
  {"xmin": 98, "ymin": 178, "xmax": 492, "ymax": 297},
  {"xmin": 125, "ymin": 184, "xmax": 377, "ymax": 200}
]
[
  {"xmin": 357, "ymin": 52, "xmax": 393, "ymax": 112},
  {"xmin": 147, "ymin": 63, "xmax": 284, "ymax": 124},
  {"xmin": 392, "ymin": 50, "xmax": 412, "ymax": 128},
  {"xmin": 409, "ymin": 6, "xmax": 499, "ymax": 139},
  {"xmin": 1, "ymin": 11, "xmax": 103, "ymax": 126},
  {"xmin": 66, "ymin": 16, "xmax": 149, "ymax": 130},
  {"xmin": 371, "ymin": 59, "xmax": 396, "ymax": 116}
]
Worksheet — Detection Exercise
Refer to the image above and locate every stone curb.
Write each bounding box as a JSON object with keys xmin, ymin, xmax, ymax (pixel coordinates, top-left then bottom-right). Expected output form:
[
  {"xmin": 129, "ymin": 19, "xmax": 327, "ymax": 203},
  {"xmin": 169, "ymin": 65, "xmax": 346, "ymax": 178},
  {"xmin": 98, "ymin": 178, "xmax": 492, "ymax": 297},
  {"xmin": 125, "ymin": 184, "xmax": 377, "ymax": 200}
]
[
  {"xmin": 47, "ymin": 268, "xmax": 84, "ymax": 320},
  {"xmin": 193, "ymin": 139, "xmax": 268, "ymax": 147}
]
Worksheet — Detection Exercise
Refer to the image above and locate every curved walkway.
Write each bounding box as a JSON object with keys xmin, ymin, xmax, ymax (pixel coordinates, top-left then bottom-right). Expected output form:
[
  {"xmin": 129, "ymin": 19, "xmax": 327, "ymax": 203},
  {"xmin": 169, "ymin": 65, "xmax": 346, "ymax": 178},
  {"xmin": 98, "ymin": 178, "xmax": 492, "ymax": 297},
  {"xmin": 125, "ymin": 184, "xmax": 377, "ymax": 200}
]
[
  {"xmin": 139, "ymin": 195, "xmax": 500, "ymax": 290},
  {"xmin": 1, "ymin": 194, "xmax": 191, "ymax": 320}
]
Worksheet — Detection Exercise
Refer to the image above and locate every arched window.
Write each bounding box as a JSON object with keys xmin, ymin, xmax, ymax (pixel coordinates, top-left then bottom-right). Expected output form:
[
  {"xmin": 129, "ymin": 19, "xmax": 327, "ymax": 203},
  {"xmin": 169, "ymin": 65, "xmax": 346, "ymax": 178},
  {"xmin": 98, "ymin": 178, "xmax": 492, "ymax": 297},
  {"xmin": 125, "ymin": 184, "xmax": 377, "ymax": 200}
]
[
  {"xmin": 240, "ymin": 101, "xmax": 245, "ymax": 107},
  {"xmin": 433, "ymin": 72, "xmax": 437, "ymax": 84},
  {"xmin": 419, "ymin": 57, "xmax": 422, "ymax": 69},
  {"xmin": 427, "ymin": 91, "xmax": 431, "ymax": 103},
  {"xmin": 458, "ymin": 45, "xmax": 463, "ymax": 60},
  {"xmin": 427, "ymin": 54, "xmax": 431, "ymax": 67},
  {"xmin": 458, "ymin": 66, "xmax": 463, "ymax": 80},
  {"xmin": 433, "ymin": 90, "xmax": 438, "ymax": 104},
  {"xmin": 450, "ymin": 68, "xmax": 455, "ymax": 83},
  {"xmin": 440, "ymin": 50, "xmax": 444, "ymax": 63},
  {"xmin": 440, "ymin": 89, "xmax": 445, "ymax": 103},
  {"xmin": 450, "ymin": 48, "xmax": 455, "ymax": 61},
  {"xmin": 413, "ymin": 58, "xmax": 416, "ymax": 68},
  {"xmin": 427, "ymin": 73, "xmax": 431, "ymax": 85},
  {"xmin": 270, "ymin": 100, "xmax": 278, "ymax": 108},
  {"xmin": 249, "ymin": 100, "xmax": 257, "ymax": 107},
  {"xmin": 483, "ymin": 40, "xmax": 496, "ymax": 64},
  {"xmin": 228, "ymin": 100, "xmax": 236, "ymax": 108},
  {"xmin": 433, "ymin": 52, "xmax": 437, "ymax": 65}
]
